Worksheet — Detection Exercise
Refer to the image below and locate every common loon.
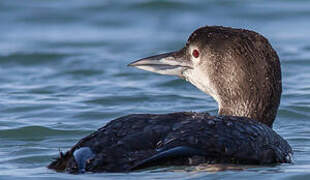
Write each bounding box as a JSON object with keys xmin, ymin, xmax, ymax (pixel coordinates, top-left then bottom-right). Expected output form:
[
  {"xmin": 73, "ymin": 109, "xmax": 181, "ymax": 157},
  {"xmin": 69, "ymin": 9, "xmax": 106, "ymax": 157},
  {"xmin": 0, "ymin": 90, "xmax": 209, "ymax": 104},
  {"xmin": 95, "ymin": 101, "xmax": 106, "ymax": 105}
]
[{"xmin": 48, "ymin": 26, "xmax": 292, "ymax": 173}]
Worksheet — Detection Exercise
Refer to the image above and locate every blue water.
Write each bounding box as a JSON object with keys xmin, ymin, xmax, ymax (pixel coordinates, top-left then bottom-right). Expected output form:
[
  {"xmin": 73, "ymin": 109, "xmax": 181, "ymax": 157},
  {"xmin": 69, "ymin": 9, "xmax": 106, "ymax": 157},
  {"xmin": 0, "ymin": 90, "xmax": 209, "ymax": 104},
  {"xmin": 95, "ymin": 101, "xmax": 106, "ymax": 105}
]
[{"xmin": 1, "ymin": 0, "xmax": 310, "ymax": 179}]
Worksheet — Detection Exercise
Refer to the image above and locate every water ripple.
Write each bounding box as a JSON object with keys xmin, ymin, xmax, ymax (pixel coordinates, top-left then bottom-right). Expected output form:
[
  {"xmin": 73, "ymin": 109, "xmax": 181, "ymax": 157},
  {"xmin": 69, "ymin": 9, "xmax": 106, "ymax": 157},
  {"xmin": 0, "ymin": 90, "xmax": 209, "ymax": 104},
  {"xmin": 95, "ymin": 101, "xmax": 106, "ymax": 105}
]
[
  {"xmin": 0, "ymin": 52, "xmax": 70, "ymax": 66},
  {"xmin": 0, "ymin": 126, "xmax": 87, "ymax": 139}
]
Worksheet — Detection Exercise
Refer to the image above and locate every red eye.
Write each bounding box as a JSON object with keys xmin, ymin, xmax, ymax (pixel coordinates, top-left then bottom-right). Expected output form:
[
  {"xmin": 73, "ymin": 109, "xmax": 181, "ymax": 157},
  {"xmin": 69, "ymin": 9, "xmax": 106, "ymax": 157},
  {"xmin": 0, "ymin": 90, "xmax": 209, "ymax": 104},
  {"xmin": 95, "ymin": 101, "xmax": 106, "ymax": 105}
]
[{"xmin": 192, "ymin": 49, "xmax": 199, "ymax": 58}]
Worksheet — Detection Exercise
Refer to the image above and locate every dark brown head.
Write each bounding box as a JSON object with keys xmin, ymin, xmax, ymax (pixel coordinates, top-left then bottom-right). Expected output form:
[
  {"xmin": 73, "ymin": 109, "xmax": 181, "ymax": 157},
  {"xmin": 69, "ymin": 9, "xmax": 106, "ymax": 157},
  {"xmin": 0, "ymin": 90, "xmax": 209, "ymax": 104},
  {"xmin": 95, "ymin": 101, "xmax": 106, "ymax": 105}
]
[{"xmin": 129, "ymin": 26, "xmax": 282, "ymax": 127}]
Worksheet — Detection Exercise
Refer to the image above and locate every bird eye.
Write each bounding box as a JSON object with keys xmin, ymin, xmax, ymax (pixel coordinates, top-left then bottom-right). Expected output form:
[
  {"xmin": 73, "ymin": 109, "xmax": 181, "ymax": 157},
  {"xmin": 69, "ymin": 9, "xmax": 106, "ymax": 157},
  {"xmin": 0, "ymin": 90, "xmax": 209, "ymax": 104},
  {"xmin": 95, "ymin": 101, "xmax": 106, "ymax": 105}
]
[{"xmin": 192, "ymin": 49, "xmax": 199, "ymax": 58}]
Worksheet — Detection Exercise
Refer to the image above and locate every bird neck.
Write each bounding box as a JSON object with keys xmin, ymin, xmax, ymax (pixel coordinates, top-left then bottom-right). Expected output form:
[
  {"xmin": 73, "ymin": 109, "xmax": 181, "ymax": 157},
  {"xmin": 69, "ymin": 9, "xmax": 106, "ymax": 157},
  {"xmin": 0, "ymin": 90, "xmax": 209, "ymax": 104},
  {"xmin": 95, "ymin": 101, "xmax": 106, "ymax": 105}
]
[{"xmin": 217, "ymin": 97, "xmax": 278, "ymax": 127}]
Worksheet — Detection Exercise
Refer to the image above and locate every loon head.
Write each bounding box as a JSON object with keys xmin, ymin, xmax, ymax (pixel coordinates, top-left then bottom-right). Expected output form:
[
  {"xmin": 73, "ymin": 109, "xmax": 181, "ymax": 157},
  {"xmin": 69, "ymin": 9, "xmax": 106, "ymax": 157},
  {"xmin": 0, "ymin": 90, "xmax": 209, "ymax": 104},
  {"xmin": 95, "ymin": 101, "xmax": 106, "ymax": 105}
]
[{"xmin": 129, "ymin": 26, "xmax": 282, "ymax": 127}]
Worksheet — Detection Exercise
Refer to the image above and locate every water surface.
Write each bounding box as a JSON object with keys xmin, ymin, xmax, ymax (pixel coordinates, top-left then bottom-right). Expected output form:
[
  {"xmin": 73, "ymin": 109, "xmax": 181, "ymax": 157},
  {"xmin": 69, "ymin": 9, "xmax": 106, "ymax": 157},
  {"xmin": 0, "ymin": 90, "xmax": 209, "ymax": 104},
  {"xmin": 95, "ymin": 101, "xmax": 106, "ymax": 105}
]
[{"xmin": 1, "ymin": 0, "xmax": 310, "ymax": 179}]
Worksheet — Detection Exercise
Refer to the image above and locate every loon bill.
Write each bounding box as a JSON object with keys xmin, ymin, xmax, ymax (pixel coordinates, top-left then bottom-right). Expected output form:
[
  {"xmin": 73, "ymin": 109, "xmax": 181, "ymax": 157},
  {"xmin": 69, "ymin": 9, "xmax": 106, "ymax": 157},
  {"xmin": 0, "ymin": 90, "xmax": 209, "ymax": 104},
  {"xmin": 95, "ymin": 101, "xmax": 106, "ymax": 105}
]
[{"xmin": 48, "ymin": 26, "xmax": 292, "ymax": 173}]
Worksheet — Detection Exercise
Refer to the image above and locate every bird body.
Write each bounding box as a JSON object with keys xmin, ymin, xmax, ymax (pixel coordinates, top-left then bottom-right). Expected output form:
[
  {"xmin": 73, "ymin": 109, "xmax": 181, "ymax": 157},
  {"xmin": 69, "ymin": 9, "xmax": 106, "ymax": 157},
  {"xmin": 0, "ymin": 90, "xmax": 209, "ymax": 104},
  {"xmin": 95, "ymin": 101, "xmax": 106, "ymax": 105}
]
[{"xmin": 49, "ymin": 112, "xmax": 291, "ymax": 172}]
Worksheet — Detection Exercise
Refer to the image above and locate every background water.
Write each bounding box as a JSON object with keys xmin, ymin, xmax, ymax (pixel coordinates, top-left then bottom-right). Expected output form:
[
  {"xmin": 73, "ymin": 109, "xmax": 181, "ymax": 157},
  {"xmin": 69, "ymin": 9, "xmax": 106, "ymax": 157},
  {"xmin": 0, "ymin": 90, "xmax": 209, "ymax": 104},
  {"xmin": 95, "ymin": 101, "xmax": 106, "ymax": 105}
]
[{"xmin": 0, "ymin": 0, "xmax": 310, "ymax": 179}]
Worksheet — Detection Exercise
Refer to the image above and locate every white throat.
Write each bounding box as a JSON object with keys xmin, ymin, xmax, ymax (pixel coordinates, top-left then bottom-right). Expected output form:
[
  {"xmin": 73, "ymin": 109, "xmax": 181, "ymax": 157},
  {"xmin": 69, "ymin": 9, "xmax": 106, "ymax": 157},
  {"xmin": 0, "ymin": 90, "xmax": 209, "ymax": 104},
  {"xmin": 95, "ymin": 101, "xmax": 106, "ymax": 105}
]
[{"xmin": 183, "ymin": 67, "xmax": 221, "ymax": 107}]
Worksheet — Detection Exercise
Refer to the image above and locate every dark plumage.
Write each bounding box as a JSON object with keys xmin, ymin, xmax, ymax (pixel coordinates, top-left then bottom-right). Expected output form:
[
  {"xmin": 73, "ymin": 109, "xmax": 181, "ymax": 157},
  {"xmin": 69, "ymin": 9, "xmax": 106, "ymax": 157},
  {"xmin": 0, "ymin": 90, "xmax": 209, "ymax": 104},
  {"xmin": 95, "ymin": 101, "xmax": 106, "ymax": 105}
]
[
  {"xmin": 48, "ymin": 26, "xmax": 292, "ymax": 173},
  {"xmin": 48, "ymin": 112, "xmax": 291, "ymax": 172}
]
